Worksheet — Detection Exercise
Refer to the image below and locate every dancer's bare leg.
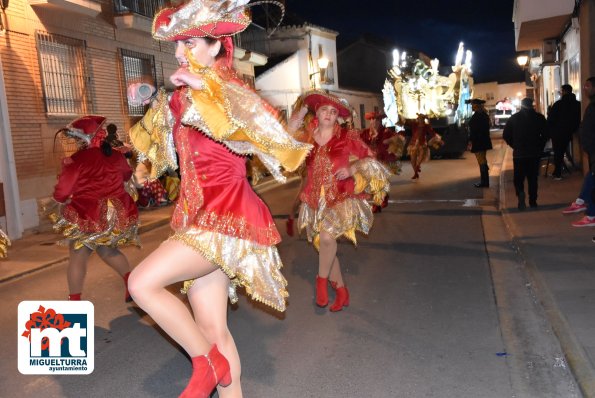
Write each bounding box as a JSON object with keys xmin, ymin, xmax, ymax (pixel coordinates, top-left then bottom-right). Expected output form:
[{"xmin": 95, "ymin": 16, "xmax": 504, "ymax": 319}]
[
  {"xmin": 67, "ymin": 243, "xmax": 92, "ymax": 294},
  {"xmin": 318, "ymin": 231, "xmax": 337, "ymax": 278},
  {"xmin": 188, "ymin": 270, "xmax": 242, "ymax": 398},
  {"xmin": 328, "ymin": 256, "xmax": 344, "ymax": 287},
  {"xmin": 96, "ymin": 246, "xmax": 130, "ymax": 276},
  {"xmin": 128, "ymin": 240, "xmax": 218, "ymax": 356},
  {"xmin": 289, "ymin": 176, "xmax": 305, "ymax": 219}
]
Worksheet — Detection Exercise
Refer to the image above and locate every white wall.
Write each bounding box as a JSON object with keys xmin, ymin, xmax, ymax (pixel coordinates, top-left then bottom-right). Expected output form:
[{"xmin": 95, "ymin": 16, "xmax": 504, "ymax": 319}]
[
  {"xmin": 514, "ymin": 0, "xmax": 574, "ymax": 24},
  {"xmin": 310, "ymin": 34, "xmax": 339, "ymax": 91}
]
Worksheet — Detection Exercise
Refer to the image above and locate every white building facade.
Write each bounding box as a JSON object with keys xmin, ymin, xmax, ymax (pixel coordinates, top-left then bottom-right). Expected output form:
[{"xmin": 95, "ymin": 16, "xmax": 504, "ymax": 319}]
[{"xmin": 255, "ymin": 24, "xmax": 382, "ymax": 126}]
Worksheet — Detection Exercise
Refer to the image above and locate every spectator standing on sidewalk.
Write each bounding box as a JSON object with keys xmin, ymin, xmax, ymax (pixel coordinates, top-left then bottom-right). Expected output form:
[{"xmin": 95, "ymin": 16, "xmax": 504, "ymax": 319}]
[
  {"xmin": 503, "ymin": 97, "xmax": 548, "ymax": 210},
  {"xmin": 562, "ymin": 172, "xmax": 595, "ymax": 226},
  {"xmin": 467, "ymin": 98, "xmax": 493, "ymax": 188},
  {"xmin": 571, "ymin": 77, "xmax": 595, "ymax": 230},
  {"xmin": 547, "ymin": 84, "xmax": 581, "ymax": 180}
]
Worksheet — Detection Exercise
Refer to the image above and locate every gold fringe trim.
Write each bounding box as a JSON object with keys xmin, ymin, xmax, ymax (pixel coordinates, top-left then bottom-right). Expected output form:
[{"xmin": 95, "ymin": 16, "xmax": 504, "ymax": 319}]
[
  {"xmin": 47, "ymin": 201, "xmax": 140, "ymax": 251},
  {"xmin": 170, "ymin": 228, "xmax": 288, "ymax": 312},
  {"xmin": 298, "ymin": 198, "xmax": 373, "ymax": 251},
  {"xmin": 0, "ymin": 229, "xmax": 10, "ymax": 258}
]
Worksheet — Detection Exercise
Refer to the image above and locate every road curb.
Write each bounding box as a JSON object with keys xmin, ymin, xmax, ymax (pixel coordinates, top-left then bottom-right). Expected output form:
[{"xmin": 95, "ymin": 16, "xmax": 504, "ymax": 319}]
[{"xmin": 498, "ymin": 148, "xmax": 595, "ymax": 398}]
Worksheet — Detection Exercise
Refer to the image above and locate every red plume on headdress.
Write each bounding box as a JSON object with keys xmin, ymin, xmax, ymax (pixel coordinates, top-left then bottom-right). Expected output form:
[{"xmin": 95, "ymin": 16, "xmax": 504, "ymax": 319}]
[{"xmin": 221, "ymin": 36, "xmax": 234, "ymax": 68}]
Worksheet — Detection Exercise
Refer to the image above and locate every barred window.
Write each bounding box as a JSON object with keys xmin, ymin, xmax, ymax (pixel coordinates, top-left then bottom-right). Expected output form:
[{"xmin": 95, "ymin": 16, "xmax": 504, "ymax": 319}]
[
  {"xmin": 120, "ymin": 49, "xmax": 157, "ymax": 116},
  {"xmin": 35, "ymin": 31, "xmax": 93, "ymax": 115}
]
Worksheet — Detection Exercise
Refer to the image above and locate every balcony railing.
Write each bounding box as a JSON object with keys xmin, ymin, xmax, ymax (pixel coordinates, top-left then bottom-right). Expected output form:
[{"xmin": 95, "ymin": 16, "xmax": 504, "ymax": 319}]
[{"xmin": 114, "ymin": 0, "xmax": 168, "ymax": 18}]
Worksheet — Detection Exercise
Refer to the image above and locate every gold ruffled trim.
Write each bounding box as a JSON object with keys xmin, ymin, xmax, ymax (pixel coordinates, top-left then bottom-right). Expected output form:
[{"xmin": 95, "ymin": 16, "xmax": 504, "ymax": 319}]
[
  {"xmin": 352, "ymin": 158, "xmax": 392, "ymax": 205},
  {"xmin": 181, "ymin": 66, "xmax": 312, "ymax": 183},
  {"xmin": 47, "ymin": 201, "xmax": 140, "ymax": 251},
  {"xmin": 171, "ymin": 228, "xmax": 288, "ymax": 312},
  {"xmin": 0, "ymin": 229, "xmax": 10, "ymax": 258},
  {"xmin": 129, "ymin": 89, "xmax": 178, "ymax": 179},
  {"xmin": 173, "ymin": 209, "xmax": 280, "ymax": 246},
  {"xmin": 298, "ymin": 198, "xmax": 373, "ymax": 251}
]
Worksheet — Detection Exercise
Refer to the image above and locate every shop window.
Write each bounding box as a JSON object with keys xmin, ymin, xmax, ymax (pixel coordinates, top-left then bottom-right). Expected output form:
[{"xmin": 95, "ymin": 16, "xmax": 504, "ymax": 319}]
[
  {"xmin": 120, "ymin": 49, "xmax": 157, "ymax": 116},
  {"xmin": 36, "ymin": 31, "xmax": 94, "ymax": 115}
]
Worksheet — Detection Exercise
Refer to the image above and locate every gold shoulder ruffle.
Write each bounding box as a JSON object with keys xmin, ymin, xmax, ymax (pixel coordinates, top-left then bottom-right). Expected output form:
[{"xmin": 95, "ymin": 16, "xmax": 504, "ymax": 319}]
[
  {"xmin": 352, "ymin": 158, "xmax": 392, "ymax": 205},
  {"xmin": 0, "ymin": 229, "xmax": 10, "ymax": 258},
  {"xmin": 181, "ymin": 67, "xmax": 312, "ymax": 183},
  {"xmin": 129, "ymin": 89, "xmax": 178, "ymax": 179}
]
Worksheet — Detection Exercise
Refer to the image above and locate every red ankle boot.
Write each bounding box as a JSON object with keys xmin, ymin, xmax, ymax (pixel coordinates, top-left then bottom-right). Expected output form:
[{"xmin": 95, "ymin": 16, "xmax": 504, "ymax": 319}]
[
  {"xmin": 123, "ymin": 272, "xmax": 132, "ymax": 303},
  {"xmin": 382, "ymin": 194, "xmax": 389, "ymax": 208},
  {"xmin": 179, "ymin": 344, "xmax": 231, "ymax": 398},
  {"xmin": 286, "ymin": 217, "xmax": 294, "ymax": 237},
  {"xmin": 329, "ymin": 282, "xmax": 349, "ymax": 312},
  {"xmin": 68, "ymin": 293, "xmax": 81, "ymax": 301},
  {"xmin": 315, "ymin": 276, "xmax": 329, "ymax": 307}
]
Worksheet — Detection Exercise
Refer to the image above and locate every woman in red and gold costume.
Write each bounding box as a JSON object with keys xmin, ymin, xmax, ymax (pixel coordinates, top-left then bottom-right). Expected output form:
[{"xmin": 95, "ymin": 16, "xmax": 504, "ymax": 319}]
[
  {"xmin": 294, "ymin": 90, "xmax": 390, "ymax": 312},
  {"xmin": 126, "ymin": 1, "xmax": 311, "ymax": 397},
  {"xmin": 404, "ymin": 113, "xmax": 443, "ymax": 179},
  {"xmin": 49, "ymin": 115, "xmax": 139, "ymax": 302},
  {"xmin": 361, "ymin": 111, "xmax": 404, "ymax": 212},
  {"xmin": 361, "ymin": 111, "xmax": 403, "ymax": 173},
  {"xmin": 0, "ymin": 228, "xmax": 10, "ymax": 258}
]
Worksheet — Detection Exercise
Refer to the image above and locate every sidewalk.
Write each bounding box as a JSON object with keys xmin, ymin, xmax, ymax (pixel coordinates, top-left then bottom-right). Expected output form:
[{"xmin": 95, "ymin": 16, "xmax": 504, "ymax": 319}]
[
  {"xmin": 0, "ymin": 204, "xmax": 173, "ymax": 284},
  {"xmin": 0, "ymin": 177, "xmax": 290, "ymax": 284},
  {"xmin": 499, "ymin": 148, "xmax": 595, "ymax": 397}
]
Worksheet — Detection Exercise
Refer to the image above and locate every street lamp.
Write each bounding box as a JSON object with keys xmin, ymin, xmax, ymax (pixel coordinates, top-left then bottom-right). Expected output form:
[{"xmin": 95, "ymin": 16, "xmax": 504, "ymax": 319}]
[
  {"xmin": 516, "ymin": 54, "xmax": 529, "ymax": 69},
  {"xmin": 310, "ymin": 56, "xmax": 330, "ymax": 88}
]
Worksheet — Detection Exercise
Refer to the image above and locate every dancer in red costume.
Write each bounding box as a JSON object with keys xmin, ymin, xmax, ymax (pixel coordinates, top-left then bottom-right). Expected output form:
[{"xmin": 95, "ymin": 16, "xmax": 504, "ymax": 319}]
[
  {"xmin": 126, "ymin": 1, "xmax": 311, "ymax": 397},
  {"xmin": 293, "ymin": 90, "xmax": 390, "ymax": 312},
  {"xmin": 361, "ymin": 111, "xmax": 403, "ymax": 212},
  {"xmin": 49, "ymin": 115, "xmax": 139, "ymax": 302},
  {"xmin": 404, "ymin": 114, "xmax": 443, "ymax": 179}
]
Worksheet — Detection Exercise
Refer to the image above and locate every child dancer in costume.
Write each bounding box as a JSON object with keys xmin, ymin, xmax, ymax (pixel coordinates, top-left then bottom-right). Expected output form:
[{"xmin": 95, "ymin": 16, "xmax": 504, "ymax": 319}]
[
  {"xmin": 127, "ymin": 1, "xmax": 311, "ymax": 397},
  {"xmin": 49, "ymin": 115, "xmax": 139, "ymax": 302},
  {"xmin": 404, "ymin": 114, "xmax": 443, "ymax": 179},
  {"xmin": 294, "ymin": 90, "xmax": 390, "ymax": 312},
  {"xmin": 0, "ymin": 228, "xmax": 10, "ymax": 258}
]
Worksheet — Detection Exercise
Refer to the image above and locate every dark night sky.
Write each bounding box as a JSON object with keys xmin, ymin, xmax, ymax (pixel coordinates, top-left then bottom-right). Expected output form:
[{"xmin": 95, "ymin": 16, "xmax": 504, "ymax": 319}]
[{"xmin": 285, "ymin": 0, "xmax": 525, "ymax": 83}]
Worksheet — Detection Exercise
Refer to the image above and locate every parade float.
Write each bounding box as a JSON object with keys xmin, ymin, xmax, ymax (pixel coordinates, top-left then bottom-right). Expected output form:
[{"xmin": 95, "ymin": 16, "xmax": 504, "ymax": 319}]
[{"xmin": 383, "ymin": 42, "xmax": 474, "ymax": 158}]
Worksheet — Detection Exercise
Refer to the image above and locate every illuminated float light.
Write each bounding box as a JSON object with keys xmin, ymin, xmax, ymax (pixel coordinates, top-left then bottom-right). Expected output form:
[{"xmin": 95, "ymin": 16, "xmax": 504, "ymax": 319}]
[
  {"xmin": 464, "ymin": 50, "xmax": 472, "ymax": 71},
  {"xmin": 392, "ymin": 49, "xmax": 400, "ymax": 66},
  {"xmin": 455, "ymin": 42, "xmax": 464, "ymax": 66}
]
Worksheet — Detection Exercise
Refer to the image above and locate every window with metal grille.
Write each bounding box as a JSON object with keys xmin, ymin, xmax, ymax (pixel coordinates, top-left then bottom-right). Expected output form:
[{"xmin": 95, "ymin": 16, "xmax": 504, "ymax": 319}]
[
  {"xmin": 36, "ymin": 31, "xmax": 93, "ymax": 115},
  {"xmin": 120, "ymin": 49, "xmax": 157, "ymax": 116}
]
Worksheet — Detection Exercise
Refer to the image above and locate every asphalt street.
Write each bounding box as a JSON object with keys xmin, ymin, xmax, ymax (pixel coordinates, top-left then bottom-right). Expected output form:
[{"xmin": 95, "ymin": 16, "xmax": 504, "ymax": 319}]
[{"xmin": 0, "ymin": 134, "xmax": 583, "ymax": 397}]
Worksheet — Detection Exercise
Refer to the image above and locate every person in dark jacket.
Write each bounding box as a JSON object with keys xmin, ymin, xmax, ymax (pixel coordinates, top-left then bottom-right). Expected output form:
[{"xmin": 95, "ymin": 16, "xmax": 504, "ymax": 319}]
[
  {"xmin": 503, "ymin": 97, "xmax": 548, "ymax": 210},
  {"xmin": 579, "ymin": 77, "xmax": 595, "ymax": 173},
  {"xmin": 547, "ymin": 84, "xmax": 581, "ymax": 179},
  {"xmin": 468, "ymin": 98, "xmax": 493, "ymax": 187}
]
